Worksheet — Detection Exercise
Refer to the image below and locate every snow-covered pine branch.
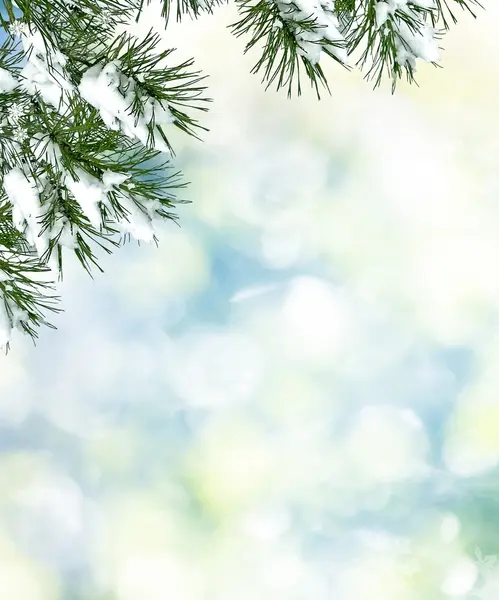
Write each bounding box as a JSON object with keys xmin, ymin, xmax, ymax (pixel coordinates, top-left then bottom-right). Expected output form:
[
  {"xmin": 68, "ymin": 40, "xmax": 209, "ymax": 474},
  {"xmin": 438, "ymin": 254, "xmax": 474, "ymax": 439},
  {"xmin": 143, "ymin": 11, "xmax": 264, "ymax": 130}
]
[
  {"xmin": 231, "ymin": 0, "xmax": 481, "ymax": 94},
  {"xmin": 0, "ymin": 0, "xmax": 484, "ymax": 350},
  {"xmin": 0, "ymin": 0, "xmax": 207, "ymax": 350}
]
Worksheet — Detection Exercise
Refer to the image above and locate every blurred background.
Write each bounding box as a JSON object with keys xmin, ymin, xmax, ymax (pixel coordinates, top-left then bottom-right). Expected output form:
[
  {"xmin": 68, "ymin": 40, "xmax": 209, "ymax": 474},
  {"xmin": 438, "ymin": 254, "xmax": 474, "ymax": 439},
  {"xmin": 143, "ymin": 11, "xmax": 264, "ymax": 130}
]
[{"xmin": 1, "ymin": 1, "xmax": 499, "ymax": 598}]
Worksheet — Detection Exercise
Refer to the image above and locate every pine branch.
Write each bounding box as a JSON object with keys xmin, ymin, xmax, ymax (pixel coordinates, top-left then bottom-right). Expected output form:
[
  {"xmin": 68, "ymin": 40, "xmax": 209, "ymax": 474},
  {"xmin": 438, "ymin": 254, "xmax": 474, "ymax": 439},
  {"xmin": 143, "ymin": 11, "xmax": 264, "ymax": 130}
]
[
  {"xmin": 230, "ymin": 0, "xmax": 483, "ymax": 94},
  {"xmin": 231, "ymin": 0, "xmax": 348, "ymax": 97},
  {"xmin": 0, "ymin": 0, "xmax": 488, "ymax": 349},
  {"xmin": 0, "ymin": 0, "xmax": 210, "ymax": 348},
  {"xmin": 0, "ymin": 199, "xmax": 60, "ymax": 352}
]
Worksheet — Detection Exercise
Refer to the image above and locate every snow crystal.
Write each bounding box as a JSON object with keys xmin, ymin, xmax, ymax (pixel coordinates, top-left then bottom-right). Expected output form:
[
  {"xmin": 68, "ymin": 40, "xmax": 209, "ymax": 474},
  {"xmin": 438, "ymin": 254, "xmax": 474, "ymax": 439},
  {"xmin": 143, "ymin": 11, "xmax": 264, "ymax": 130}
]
[
  {"xmin": 6, "ymin": 102, "xmax": 26, "ymax": 124},
  {"xmin": 8, "ymin": 19, "xmax": 28, "ymax": 37},
  {"xmin": 11, "ymin": 127, "xmax": 28, "ymax": 143},
  {"xmin": 95, "ymin": 8, "xmax": 114, "ymax": 28}
]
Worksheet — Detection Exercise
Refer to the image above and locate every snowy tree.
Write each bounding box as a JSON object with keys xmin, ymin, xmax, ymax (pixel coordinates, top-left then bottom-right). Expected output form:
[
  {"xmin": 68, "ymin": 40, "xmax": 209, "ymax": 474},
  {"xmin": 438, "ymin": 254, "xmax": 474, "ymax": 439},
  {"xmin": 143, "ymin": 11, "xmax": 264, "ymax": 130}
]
[{"xmin": 0, "ymin": 0, "xmax": 481, "ymax": 349}]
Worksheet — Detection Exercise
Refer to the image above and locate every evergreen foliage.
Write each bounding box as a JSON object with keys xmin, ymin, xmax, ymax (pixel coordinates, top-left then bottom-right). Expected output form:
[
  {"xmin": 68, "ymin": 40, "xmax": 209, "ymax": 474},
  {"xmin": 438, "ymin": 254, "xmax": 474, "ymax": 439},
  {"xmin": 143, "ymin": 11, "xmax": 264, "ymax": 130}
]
[{"xmin": 0, "ymin": 0, "xmax": 482, "ymax": 350}]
